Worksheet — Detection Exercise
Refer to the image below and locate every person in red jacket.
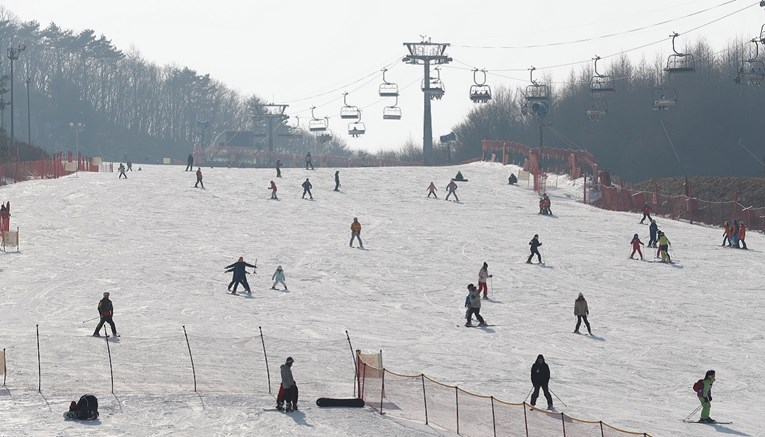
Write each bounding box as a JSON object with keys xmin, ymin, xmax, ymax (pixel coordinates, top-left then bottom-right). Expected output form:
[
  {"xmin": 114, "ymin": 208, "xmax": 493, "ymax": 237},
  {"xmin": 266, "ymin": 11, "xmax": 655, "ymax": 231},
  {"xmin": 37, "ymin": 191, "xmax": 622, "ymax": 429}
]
[
  {"xmin": 269, "ymin": 181, "xmax": 278, "ymax": 200},
  {"xmin": 630, "ymin": 233, "xmax": 644, "ymax": 260},
  {"xmin": 639, "ymin": 203, "xmax": 652, "ymax": 224},
  {"xmin": 739, "ymin": 222, "xmax": 748, "ymax": 250},
  {"xmin": 722, "ymin": 222, "xmax": 734, "ymax": 247},
  {"xmin": 195, "ymin": 168, "xmax": 204, "ymax": 189}
]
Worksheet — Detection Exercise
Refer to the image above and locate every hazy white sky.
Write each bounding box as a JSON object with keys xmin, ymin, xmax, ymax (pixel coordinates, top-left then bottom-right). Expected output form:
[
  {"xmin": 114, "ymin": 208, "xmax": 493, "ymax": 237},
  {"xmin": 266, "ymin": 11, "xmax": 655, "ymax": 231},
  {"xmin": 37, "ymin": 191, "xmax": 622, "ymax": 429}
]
[{"xmin": 4, "ymin": 0, "xmax": 763, "ymax": 152}]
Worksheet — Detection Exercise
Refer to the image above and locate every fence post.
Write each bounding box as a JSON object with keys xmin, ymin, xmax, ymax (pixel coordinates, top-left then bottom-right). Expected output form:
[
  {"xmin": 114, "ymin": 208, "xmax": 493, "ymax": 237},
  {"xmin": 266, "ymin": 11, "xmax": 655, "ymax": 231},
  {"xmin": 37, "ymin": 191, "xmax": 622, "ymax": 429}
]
[
  {"xmin": 455, "ymin": 387, "xmax": 460, "ymax": 435},
  {"xmin": 2, "ymin": 347, "xmax": 5, "ymax": 387},
  {"xmin": 561, "ymin": 412, "xmax": 566, "ymax": 436},
  {"xmin": 258, "ymin": 326, "xmax": 271, "ymax": 394},
  {"xmin": 491, "ymin": 396, "xmax": 497, "ymax": 437},
  {"xmin": 182, "ymin": 325, "xmax": 197, "ymax": 392},
  {"xmin": 380, "ymin": 369, "xmax": 385, "ymax": 415},
  {"xmin": 600, "ymin": 421, "xmax": 605, "ymax": 437},
  {"xmin": 103, "ymin": 327, "xmax": 114, "ymax": 394},
  {"xmin": 523, "ymin": 403, "xmax": 529, "ymax": 437},
  {"xmin": 36, "ymin": 324, "xmax": 41, "ymax": 393},
  {"xmin": 421, "ymin": 374, "xmax": 428, "ymax": 425},
  {"xmin": 345, "ymin": 331, "xmax": 357, "ymax": 397}
]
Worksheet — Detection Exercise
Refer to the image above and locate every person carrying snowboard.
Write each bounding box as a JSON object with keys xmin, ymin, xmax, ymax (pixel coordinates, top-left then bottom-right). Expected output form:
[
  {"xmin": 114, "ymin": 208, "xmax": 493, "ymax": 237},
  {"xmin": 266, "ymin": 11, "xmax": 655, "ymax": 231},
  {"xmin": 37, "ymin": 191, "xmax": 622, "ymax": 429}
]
[
  {"xmin": 464, "ymin": 283, "xmax": 486, "ymax": 327},
  {"xmin": 477, "ymin": 262, "xmax": 492, "ymax": 299},
  {"xmin": 269, "ymin": 181, "xmax": 278, "ymax": 200},
  {"xmin": 530, "ymin": 354, "xmax": 553, "ymax": 409},
  {"xmin": 334, "ymin": 170, "xmax": 341, "ymax": 191},
  {"xmin": 350, "ymin": 217, "xmax": 363, "ymax": 248},
  {"xmin": 305, "ymin": 152, "xmax": 314, "ymax": 170},
  {"xmin": 225, "ymin": 257, "xmax": 257, "ymax": 294},
  {"xmin": 185, "ymin": 153, "xmax": 194, "ymax": 171},
  {"xmin": 657, "ymin": 231, "xmax": 671, "ymax": 263},
  {"xmin": 639, "ymin": 203, "xmax": 652, "ymax": 224},
  {"xmin": 118, "ymin": 163, "xmax": 127, "ymax": 179},
  {"xmin": 275, "ymin": 159, "xmax": 282, "ymax": 178},
  {"xmin": 93, "ymin": 292, "xmax": 117, "ymax": 337},
  {"xmin": 695, "ymin": 370, "xmax": 716, "ymax": 423},
  {"xmin": 527, "ymin": 234, "xmax": 542, "ymax": 264},
  {"xmin": 573, "ymin": 293, "xmax": 592, "ymax": 334},
  {"xmin": 648, "ymin": 219, "xmax": 659, "ymax": 248},
  {"xmin": 427, "ymin": 182, "xmax": 438, "ymax": 199},
  {"xmin": 194, "ymin": 168, "xmax": 204, "ymax": 189},
  {"xmin": 630, "ymin": 233, "xmax": 644, "ymax": 260},
  {"xmin": 277, "ymin": 357, "xmax": 297, "ymax": 411},
  {"xmin": 445, "ymin": 180, "xmax": 459, "ymax": 201},
  {"xmin": 301, "ymin": 178, "xmax": 313, "ymax": 200},
  {"xmin": 271, "ymin": 265, "xmax": 288, "ymax": 291}
]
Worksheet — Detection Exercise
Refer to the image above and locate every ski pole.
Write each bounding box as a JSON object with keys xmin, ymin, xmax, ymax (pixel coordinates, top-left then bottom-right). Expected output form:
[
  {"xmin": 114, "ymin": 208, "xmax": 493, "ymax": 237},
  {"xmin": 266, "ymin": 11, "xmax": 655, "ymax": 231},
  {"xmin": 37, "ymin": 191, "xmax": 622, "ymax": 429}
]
[
  {"xmin": 490, "ymin": 276, "xmax": 494, "ymax": 298},
  {"xmin": 523, "ymin": 387, "xmax": 534, "ymax": 403},
  {"xmin": 81, "ymin": 316, "xmax": 100, "ymax": 324},
  {"xmin": 549, "ymin": 388, "xmax": 568, "ymax": 407},
  {"xmin": 683, "ymin": 404, "xmax": 702, "ymax": 422}
]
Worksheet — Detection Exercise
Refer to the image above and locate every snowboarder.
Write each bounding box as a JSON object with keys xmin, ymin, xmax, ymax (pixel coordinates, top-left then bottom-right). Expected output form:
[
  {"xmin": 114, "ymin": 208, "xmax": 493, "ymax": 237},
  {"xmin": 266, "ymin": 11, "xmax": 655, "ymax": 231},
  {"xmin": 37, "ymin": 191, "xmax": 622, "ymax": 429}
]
[
  {"xmin": 648, "ymin": 220, "xmax": 659, "ymax": 248},
  {"xmin": 277, "ymin": 357, "xmax": 297, "ymax": 411},
  {"xmin": 453, "ymin": 171, "xmax": 465, "ymax": 181},
  {"xmin": 225, "ymin": 257, "xmax": 257, "ymax": 294},
  {"xmin": 526, "ymin": 234, "xmax": 542, "ymax": 264},
  {"xmin": 464, "ymin": 283, "xmax": 486, "ymax": 327},
  {"xmin": 350, "ymin": 217, "xmax": 363, "ymax": 248},
  {"xmin": 269, "ymin": 181, "xmax": 278, "ymax": 200},
  {"xmin": 185, "ymin": 153, "xmax": 194, "ymax": 171},
  {"xmin": 271, "ymin": 266, "xmax": 288, "ymax": 291},
  {"xmin": 722, "ymin": 221, "xmax": 732, "ymax": 247},
  {"xmin": 542, "ymin": 194, "xmax": 552, "ymax": 215},
  {"xmin": 639, "ymin": 203, "xmax": 652, "ymax": 224},
  {"xmin": 334, "ymin": 170, "xmax": 341, "ymax": 191},
  {"xmin": 573, "ymin": 293, "xmax": 592, "ymax": 334},
  {"xmin": 276, "ymin": 159, "xmax": 282, "ymax": 178},
  {"xmin": 118, "ymin": 163, "xmax": 127, "ymax": 179},
  {"xmin": 301, "ymin": 178, "xmax": 313, "ymax": 199},
  {"xmin": 478, "ymin": 262, "xmax": 492, "ymax": 299},
  {"xmin": 508, "ymin": 173, "xmax": 518, "ymax": 185},
  {"xmin": 630, "ymin": 233, "xmax": 644, "ymax": 260},
  {"xmin": 427, "ymin": 182, "xmax": 438, "ymax": 199},
  {"xmin": 305, "ymin": 152, "xmax": 314, "ymax": 170},
  {"xmin": 696, "ymin": 370, "xmax": 716, "ymax": 423},
  {"xmin": 92, "ymin": 292, "xmax": 117, "ymax": 337},
  {"xmin": 739, "ymin": 222, "xmax": 748, "ymax": 250},
  {"xmin": 657, "ymin": 231, "xmax": 672, "ymax": 263},
  {"xmin": 530, "ymin": 354, "xmax": 553, "ymax": 409},
  {"xmin": 194, "ymin": 167, "xmax": 204, "ymax": 189},
  {"xmin": 445, "ymin": 180, "xmax": 459, "ymax": 201}
]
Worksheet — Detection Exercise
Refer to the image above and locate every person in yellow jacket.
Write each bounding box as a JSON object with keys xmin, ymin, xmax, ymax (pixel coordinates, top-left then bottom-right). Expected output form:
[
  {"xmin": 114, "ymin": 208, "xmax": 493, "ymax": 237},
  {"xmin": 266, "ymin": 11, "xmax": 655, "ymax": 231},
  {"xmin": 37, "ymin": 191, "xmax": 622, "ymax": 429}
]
[
  {"xmin": 657, "ymin": 231, "xmax": 672, "ymax": 263},
  {"xmin": 350, "ymin": 217, "xmax": 363, "ymax": 248}
]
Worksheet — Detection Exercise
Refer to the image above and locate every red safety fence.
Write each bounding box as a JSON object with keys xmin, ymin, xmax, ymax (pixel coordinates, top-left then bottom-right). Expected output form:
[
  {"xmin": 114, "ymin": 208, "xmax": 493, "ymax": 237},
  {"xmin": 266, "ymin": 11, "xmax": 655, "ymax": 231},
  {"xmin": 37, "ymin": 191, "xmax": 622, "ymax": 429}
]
[
  {"xmin": 359, "ymin": 363, "xmax": 652, "ymax": 437},
  {"xmin": 0, "ymin": 152, "xmax": 110, "ymax": 185}
]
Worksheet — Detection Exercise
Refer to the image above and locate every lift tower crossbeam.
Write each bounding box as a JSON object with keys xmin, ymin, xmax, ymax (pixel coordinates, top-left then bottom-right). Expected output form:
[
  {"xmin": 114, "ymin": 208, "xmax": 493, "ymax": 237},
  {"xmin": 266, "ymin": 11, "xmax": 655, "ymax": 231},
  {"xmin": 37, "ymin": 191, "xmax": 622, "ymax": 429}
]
[{"xmin": 252, "ymin": 103, "xmax": 289, "ymax": 152}]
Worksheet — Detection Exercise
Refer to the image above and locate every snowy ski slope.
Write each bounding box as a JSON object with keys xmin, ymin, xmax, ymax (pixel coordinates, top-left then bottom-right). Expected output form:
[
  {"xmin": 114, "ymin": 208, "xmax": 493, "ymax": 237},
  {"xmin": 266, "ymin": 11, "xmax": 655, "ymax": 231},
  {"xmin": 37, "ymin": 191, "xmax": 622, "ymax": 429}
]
[{"xmin": 0, "ymin": 162, "xmax": 763, "ymax": 436}]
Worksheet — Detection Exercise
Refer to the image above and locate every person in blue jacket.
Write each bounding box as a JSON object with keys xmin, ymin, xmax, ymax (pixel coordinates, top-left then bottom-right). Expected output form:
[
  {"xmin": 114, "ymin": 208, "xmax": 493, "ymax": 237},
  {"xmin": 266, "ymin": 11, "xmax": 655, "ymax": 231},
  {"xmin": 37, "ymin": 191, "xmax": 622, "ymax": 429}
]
[
  {"xmin": 225, "ymin": 257, "xmax": 257, "ymax": 294},
  {"xmin": 271, "ymin": 266, "xmax": 288, "ymax": 291}
]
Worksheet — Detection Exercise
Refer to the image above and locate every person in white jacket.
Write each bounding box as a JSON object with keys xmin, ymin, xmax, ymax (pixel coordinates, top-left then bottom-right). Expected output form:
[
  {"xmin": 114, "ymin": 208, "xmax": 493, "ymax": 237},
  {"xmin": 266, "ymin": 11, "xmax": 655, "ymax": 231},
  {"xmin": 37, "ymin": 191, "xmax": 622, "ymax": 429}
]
[
  {"xmin": 277, "ymin": 357, "xmax": 297, "ymax": 411},
  {"xmin": 271, "ymin": 266, "xmax": 288, "ymax": 291},
  {"xmin": 478, "ymin": 262, "xmax": 493, "ymax": 299}
]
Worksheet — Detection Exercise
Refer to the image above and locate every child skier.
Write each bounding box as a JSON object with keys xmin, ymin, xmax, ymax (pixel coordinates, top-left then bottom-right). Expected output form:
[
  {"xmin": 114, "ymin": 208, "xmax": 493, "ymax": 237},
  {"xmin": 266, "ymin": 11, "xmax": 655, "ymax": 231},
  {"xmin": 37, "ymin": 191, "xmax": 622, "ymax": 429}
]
[
  {"xmin": 464, "ymin": 284, "xmax": 486, "ymax": 327},
  {"xmin": 427, "ymin": 182, "xmax": 438, "ymax": 198},
  {"xmin": 225, "ymin": 257, "xmax": 257, "ymax": 294},
  {"xmin": 695, "ymin": 370, "xmax": 716, "ymax": 423},
  {"xmin": 657, "ymin": 231, "xmax": 672, "ymax": 263},
  {"xmin": 542, "ymin": 194, "xmax": 552, "ymax": 215},
  {"xmin": 194, "ymin": 168, "xmax": 204, "ymax": 189},
  {"xmin": 630, "ymin": 233, "xmax": 644, "ymax": 260},
  {"xmin": 526, "ymin": 234, "xmax": 543, "ymax": 264},
  {"xmin": 445, "ymin": 180, "xmax": 459, "ymax": 201},
  {"xmin": 477, "ymin": 262, "xmax": 492, "ymax": 299},
  {"xmin": 573, "ymin": 293, "xmax": 592, "ymax": 334},
  {"xmin": 271, "ymin": 266, "xmax": 288, "ymax": 291},
  {"xmin": 269, "ymin": 181, "xmax": 278, "ymax": 200},
  {"xmin": 350, "ymin": 217, "xmax": 363, "ymax": 248},
  {"xmin": 92, "ymin": 292, "xmax": 117, "ymax": 337}
]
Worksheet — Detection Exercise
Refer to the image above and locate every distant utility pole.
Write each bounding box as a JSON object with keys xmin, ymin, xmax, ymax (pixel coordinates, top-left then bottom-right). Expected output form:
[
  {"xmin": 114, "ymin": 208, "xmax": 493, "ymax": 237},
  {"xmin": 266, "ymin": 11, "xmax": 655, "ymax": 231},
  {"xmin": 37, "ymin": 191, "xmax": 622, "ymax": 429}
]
[
  {"xmin": 7, "ymin": 44, "xmax": 26, "ymax": 159},
  {"xmin": 403, "ymin": 36, "xmax": 451, "ymax": 166},
  {"xmin": 26, "ymin": 76, "xmax": 31, "ymax": 146},
  {"xmin": 251, "ymin": 104, "xmax": 289, "ymax": 152}
]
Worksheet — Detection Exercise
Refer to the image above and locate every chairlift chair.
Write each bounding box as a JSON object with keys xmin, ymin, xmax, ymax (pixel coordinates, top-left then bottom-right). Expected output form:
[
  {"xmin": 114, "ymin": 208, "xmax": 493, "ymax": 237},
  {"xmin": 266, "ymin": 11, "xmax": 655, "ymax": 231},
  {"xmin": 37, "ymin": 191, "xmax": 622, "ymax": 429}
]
[
  {"xmin": 348, "ymin": 111, "xmax": 366, "ymax": 137},
  {"xmin": 652, "ymin": 87, "xmax": 677, "ymax": 110},
  {"xmin": 383, "ymin": 96, "xmax": 402, "ymax": 120},
  {"xmin": 422, "ymin": 67, "xmax": 446, "ymax": 100},
  {"xmin": 525, "ymin": 66, "xmax": 550, "ymax": 102},
  {"xmin": 340, "ymin": 92, "xmax": 361, "ymax": 119},
  {"xmin": 664, "ymin": 32, "xmax": 695, "ymax": 73},
  {"xmin": 469, "ymin": 69, "xmax": 492, "ymax": 103},
  {"xmin": 379, "ymin": 68, "xmax": 399, "ymax": 97},
  {"xmin": 736, "ymin": 39, "xmax": 765, "ymax": 86},
  {"xmin": 590, "ymin": 56, "xmax": 615, "ymax": 93},
  {"xmin": 308, "ymin": 107, "xmax": 329, "ymax": 132},
  {"xmin": 586, "ymin": 98, "xmax": 607, "ymax": 121}
]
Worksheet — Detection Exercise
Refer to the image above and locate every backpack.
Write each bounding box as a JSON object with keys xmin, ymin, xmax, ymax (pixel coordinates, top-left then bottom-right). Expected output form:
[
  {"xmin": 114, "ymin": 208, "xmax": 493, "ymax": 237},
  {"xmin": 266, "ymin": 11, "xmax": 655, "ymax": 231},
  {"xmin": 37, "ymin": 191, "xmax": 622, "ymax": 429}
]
[
  {"xmin": 76, "ymin": 394, "xmax": 99, "ymax": 420},
  {"xmin": 692, "ymin": 379, "xmax": 704, "ymax": 394}
]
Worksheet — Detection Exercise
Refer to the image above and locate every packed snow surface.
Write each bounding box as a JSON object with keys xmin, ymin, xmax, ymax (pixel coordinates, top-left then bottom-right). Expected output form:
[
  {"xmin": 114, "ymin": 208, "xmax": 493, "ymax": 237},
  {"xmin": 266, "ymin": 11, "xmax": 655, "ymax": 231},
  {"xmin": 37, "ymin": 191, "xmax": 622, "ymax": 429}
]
[{"xmin": 1, "ymin": 162, "xmax": 763, "ymax": 436}]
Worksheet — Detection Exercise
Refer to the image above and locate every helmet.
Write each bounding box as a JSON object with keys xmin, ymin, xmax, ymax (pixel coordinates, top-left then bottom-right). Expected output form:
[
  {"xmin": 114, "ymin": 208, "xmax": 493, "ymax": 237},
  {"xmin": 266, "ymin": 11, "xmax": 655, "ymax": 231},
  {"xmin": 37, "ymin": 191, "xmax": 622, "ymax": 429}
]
[
  {"xmin": 103, "ymin": 292, "xmax": 110, "ymax": 297},
  {"xmin": 534, "ymin": 234, "xmax": 539, "ymax": 238},
  {"xmin": 633, "ymin": 233, "xmax": 638, "ymax": 237},
  {"xmin": 286, "ymin": 357, "xmax": 294, "ymax": 364}
]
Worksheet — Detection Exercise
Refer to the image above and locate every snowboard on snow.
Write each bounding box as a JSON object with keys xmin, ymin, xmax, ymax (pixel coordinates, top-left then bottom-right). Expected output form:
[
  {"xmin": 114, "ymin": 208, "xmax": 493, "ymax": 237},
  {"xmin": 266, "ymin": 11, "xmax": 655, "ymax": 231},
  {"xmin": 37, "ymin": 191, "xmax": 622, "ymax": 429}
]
[{"xmin": 316, "ymin": 397, "xmax": 365, "ymax": 408}]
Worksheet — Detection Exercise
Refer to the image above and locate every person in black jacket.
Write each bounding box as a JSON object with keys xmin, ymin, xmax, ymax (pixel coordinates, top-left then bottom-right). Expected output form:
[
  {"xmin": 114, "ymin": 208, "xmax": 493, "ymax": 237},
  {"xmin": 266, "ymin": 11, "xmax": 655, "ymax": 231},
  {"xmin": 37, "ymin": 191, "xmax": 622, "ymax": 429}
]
[
  {"xmin": 530, "ymin": 354, "xmax": 553, "ymax": 409},
  {"xmin": 93, "ymin": 292, "xmax": 117, "ymax": 337},
  {"xmin": 225, "ymin": 257, "xmax": 257, "ymax": 294},
  {"xmin": 301, "ymin": 178, "xmax": 313, "ymax": 200},
  {"xmin": 185, "ymin": 153, "xmax": 194, "ymax": 171},
  {"xmin": 334, "ymin": 171, "xmax": 341, "ymax": 191},
  {"xmin": 526, "ymin": 234, "xmax": 542, "ymax": 264},
  {"xmin": 648, "ymin": 220, "xmax": 659, "ymax": 248},
  {"xmin": 276, "ymin": 159, "xmax": 282, "ymax": 178}
]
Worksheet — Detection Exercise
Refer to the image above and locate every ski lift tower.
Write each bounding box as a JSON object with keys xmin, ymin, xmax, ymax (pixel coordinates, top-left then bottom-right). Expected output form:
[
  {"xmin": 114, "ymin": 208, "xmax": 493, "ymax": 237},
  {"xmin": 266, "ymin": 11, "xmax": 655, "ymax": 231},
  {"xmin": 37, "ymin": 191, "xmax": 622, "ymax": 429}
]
[
  {"xmin": 252, "ymin": 103, "xmax": 289, "ymax": 152},
  {"xmin": 403, "ymin": 36, "xmax": 451, "ymax": 165}
]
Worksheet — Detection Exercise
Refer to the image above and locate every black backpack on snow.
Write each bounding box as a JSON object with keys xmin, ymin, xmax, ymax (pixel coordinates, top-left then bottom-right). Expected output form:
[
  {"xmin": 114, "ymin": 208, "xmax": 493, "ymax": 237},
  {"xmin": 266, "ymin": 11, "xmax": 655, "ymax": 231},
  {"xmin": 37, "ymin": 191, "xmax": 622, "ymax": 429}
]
[{"xmin": 76, "ymin": 394, "xmax": 99, "ymax": 420}]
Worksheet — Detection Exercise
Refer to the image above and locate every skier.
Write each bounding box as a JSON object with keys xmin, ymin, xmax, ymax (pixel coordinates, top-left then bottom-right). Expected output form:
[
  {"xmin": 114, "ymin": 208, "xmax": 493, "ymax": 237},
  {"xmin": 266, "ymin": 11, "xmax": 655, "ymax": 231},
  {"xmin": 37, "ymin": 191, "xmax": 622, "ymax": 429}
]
[
  {"xmin": 530, "ymin": 354, "xmax": 553, "ymax": 409},
  {"xmin": 538, "ymin": 197, "xmax": 546, "ymax": 215},
  {"xmin": 126, "ymin": 160, "xmax": 133, "ymax": 171},
  {"xmin": 426, "ymin": 182, "xmax": 438, "ymax": 199},
  {"xmin": 92, "ymin": 292, "xmax": 117, "ymax": 337},
  {"xmin": 508, "ymin": 173, "xmax": 518, "ymax": 185},
  {"xmin": 464, "ymin": 283, "xmax": 486, "ymax": 327},
  {"xmin": 0, "ymin": 202, "xmax": 9, "ymax": 232},
  {"xmin": 526, "ymin": 234, "xmax": 543, "ymax": 264},
  {"xmin": 696, "ymin": 370, "xmax": 716, "ymax": 423},
  {"xmin": 477, "ymin": 262, "xmax": 492, "ymax": 299},
  {"xmin": 648, "ymin": 220, "xmax": 659, "ymax": 248},
  {"xmin": 350, "ymin": 217, "xmax": 363, "ymax": 248},
  {"xmin": 271, "ymin": 266, "xmax": 288, "ymax": 291},
  {"xmin": 301, "ymin": 178, "xmax": 313, "ymax": 200},
  {"xmin": 194, "ymin": 167, "xmax": 204, "ymax": 189},
  {"xmin": 639, "ymin": 203, "xmax": 652, "ymax": 224},
  {"xmin": 275, "ymin": 159, "xmax": 282, "ymax": 178},
  {"xmin": 657, "ymin": 231, "xmax": 672, "ymax": 263},
  {"xmin": 732, "ymin": 220, "xmax": 740, "ymax": 248},
  {"xmin": 629, "ymin": 233, "xmax": 644, "ymax": 260},
  {"xmin": 573, "ymin": 293, "xmax": 592, "ymax": 334},
  {"xmin": 334, "ymin": 170, "xmax": 341, "ymax": 191},
  {"xmin": 269, "ymin": 181, "xmax": 278, "ymax": 200},
  {"xmin": 445, "ymin": 180, "xmax": 459, "ymax": 202},
  {"xmin": 277, "ymin": 357, "xmax": 297, "ymax": 411},
  {"xmin": 721, "ymin": 221, "xmax": 732, "ymax": 247},
  {"xmin": 739, "ymin": 222, "xmax": 748, "ymax": 250},
  {"xmin": 185, "ymin": 153, "xmax": 194, "ymax": 171},
  {"xmin": 305, "ymin": 152, "xmax": 314, "ymax": 170},
  {"xmin": 118, "ymin": 163, "xmax": 127, "ymax": 179},
  {"xmin": 225, "ymin": 257, "xmax": 257, "ymax": 294},
  {"xmin": 542, "ymin": 194, "xmax": 552, "ymax": 215}
]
